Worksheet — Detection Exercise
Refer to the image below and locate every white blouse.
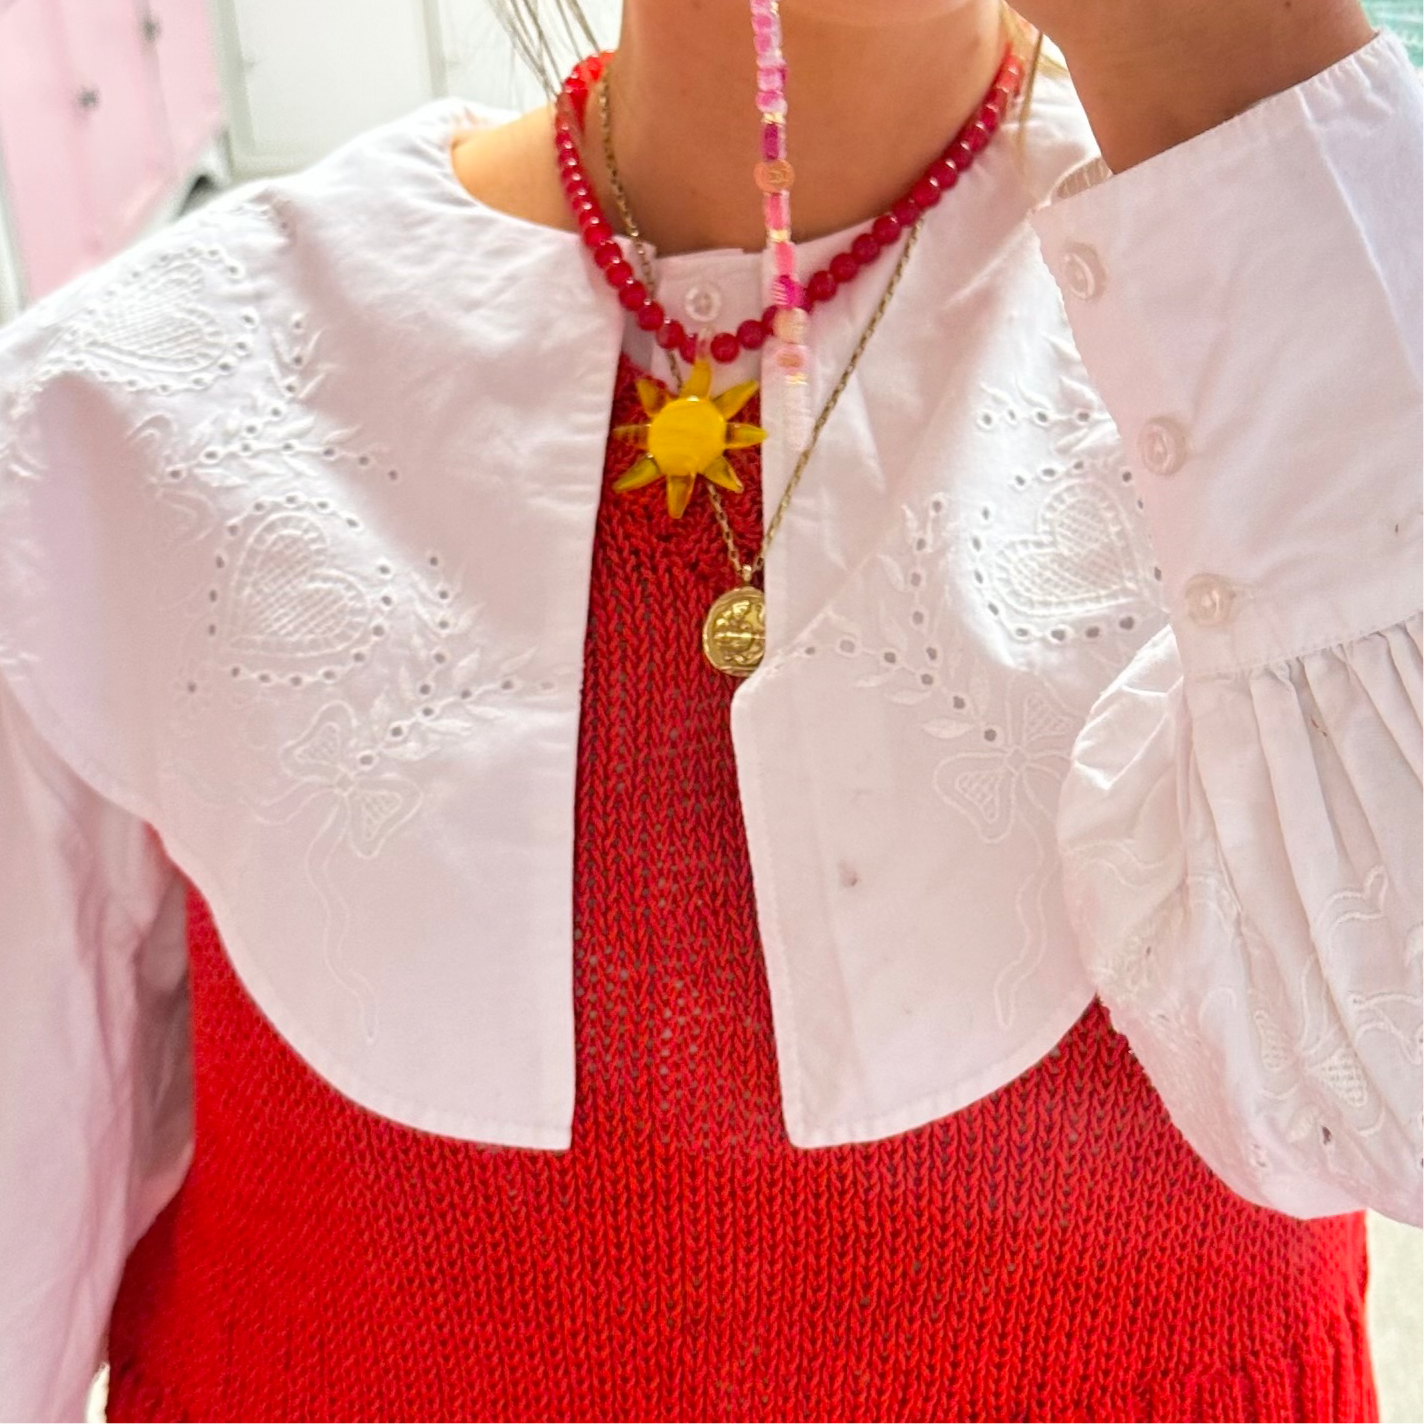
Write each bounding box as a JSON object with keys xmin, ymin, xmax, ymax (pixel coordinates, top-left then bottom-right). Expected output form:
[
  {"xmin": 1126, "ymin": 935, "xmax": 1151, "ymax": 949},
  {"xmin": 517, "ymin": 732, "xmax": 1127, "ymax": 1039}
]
[{"xmin": 1, "ymin": 30, "xmax": 1421, "ymax": 1420}]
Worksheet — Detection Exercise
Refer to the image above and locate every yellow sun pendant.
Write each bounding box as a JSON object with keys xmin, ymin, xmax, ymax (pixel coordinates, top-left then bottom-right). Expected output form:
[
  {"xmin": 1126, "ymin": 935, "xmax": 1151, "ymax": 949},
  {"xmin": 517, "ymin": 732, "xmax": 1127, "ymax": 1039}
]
[{"xmin": 611, "ymin": 358, "xmax": 767, "ymax": 519}]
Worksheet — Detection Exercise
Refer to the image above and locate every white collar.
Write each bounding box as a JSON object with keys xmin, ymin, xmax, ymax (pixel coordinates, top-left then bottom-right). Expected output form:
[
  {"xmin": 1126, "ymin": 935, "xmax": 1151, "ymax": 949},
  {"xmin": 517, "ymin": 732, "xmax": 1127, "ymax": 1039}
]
[{"xmin": 0, "ymin": 70, "xmax": 1170, "ymax": 1149}]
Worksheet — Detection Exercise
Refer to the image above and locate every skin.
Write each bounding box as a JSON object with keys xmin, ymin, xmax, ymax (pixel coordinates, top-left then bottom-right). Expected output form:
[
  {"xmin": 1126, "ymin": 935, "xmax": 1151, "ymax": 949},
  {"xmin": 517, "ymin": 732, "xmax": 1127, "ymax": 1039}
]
[
  {"xmin": 1018, "ymin": 0, "xmax": 1377, "ymax": 171},
  {"xmin": 452, "ymin": 0, "xmax": 1377, "ymax": 254}
]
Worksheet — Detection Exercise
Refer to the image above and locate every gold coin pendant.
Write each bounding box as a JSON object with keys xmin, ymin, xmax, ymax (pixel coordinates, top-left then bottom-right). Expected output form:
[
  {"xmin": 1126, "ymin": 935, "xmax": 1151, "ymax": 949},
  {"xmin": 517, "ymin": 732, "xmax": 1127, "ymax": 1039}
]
[{"xmin": 702, "ymin": 585, "xmax": 766, "ymax": 678}]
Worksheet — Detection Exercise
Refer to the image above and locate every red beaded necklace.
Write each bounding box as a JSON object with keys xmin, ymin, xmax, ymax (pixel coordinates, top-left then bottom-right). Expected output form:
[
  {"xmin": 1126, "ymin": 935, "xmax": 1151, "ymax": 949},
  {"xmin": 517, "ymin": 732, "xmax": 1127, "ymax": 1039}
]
[{"xmin": 554, "ymin": 46, "xmax": 1025, "ymax": 367}]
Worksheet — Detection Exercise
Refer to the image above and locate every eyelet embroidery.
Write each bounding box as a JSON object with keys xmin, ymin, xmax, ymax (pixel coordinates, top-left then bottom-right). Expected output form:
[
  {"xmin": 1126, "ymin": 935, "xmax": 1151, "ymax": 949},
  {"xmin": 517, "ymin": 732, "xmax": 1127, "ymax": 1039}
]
[
  {"xmin": 797, "ymin": 493, "xmax": 1090, "ymax": 1031},
  {"xmin": 3, "ymin": 236, "xmax": 567, "ymax": 1041},
  {"xmin": 971, "ymin": 350, "xmax": 1167, "ymax": 650},
  {"xmin": 135, "ymin": 311, "xmax": 562, "ymax": 1038},
  {"xmin": 35, "ymin": 244, "xmax": 252, "ymax": 395},
  {"xmin": 0, "ymin": 221, "xmax": 261, "ymax": 493},
  {"xmin": 985, "ymin": 482, "xmax": 1147, "ymax": 620},
  {"xmin": 1074, "ymin": 818, "xmax": 1420, "ymax": 1213}
]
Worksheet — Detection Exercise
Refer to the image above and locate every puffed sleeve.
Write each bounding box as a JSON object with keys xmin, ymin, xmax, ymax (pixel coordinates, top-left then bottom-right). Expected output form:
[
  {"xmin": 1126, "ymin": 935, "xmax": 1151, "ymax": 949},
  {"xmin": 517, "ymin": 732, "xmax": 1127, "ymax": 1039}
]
[
  {"xmin": 1030, "ymin": 29, "xmax": 1423, "ymax": 1223},
  {"xmin": 0, "ymin": 291, "xmax": 195, "ymax": 1416},
  {"xmin": 0, "ymin": 672, "xmax": 192, "ymax": 1421}
]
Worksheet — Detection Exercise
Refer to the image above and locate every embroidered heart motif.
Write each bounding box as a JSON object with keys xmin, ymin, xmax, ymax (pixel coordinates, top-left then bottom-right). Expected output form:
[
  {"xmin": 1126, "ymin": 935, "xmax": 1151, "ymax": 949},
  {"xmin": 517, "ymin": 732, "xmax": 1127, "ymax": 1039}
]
[
  {"xmin": 69, "ymin": 260, "xmax": 229, "ymax": 376},
  {"xmin": 228, "ymin": 513, "xmax": 372, "ymax": 660},
  {"xmin": 1252, "ymin": 1004, "xmax": 1296, "ymax": 1074},
  {"xmin": 1308, "ymin": 1043, "xmax": 1369, "ymax": 1110},
  {"xmin": 992, "ymin": 484, "xmax": 1140, "ymax": 619}
]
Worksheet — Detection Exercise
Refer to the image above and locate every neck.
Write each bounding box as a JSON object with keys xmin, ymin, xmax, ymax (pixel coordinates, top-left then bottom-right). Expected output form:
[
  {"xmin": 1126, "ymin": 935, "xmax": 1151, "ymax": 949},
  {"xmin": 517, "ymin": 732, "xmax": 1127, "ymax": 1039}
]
[{"xmin": 592, "ymin": 1, "xmax": 1010, "ymax": 256}]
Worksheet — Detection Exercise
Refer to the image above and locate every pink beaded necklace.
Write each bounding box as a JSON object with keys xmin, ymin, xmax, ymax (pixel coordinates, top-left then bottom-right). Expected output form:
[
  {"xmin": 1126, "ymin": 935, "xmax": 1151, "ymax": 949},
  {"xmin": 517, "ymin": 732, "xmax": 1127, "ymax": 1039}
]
[
  {"xmin": 748, "ymin": 0, "xmax": 811, "ymax": 443},
  {"xmin": 553, "ymin": 40, "xmax": 1025, "ymax": 372}
]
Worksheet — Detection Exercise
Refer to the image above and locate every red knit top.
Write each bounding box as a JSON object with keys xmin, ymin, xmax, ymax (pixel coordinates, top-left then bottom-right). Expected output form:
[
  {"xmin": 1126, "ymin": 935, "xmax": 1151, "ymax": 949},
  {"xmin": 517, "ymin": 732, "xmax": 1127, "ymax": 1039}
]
[{"xmin": 105, "ymin": 356, "xmax": 1378, "ymax": 1423}]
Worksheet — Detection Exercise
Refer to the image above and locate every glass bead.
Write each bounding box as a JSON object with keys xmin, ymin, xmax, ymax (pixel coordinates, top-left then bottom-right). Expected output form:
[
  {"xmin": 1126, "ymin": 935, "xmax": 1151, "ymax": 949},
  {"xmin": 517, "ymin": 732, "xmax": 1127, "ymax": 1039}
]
[
  {"xmin": 872, "ymin": 213, "xmax": 901, "ymax": 245},
  {"xmin": 893, "ymin": 197, "xmax": 921, "ymax": 227},
  {"xmin": 782, "ymin": 373, "xmax": 812, "ymax": 451},
  {"xmin": 581, "ymin": 217, "xmax": 612, "ymax": 247},
  {"xmin": 772, "ymin": 307, "xmax": 808, "ymax": 342},
  {"xmin": 830, "ymin": 252, "xmax": 859, "ymax": 283},
  {"xmin": 656, "ymin": 319, "xmax": 687, "ymax": 351},
  {"xmin": 755, "ymin": 159, "xmax": 795, "ymax": 193},
  {"xmin": 710, "ymin": 332, "xmax": 739, "ymax": 363},
  {"xmin": 618, "ymin": 279, "xmax": 649, "ymax": 312},
  {"xmin": 737, "ymin": 318, "xmax": 767, "ymax": 350},
  {"xmin": 772, "ymin": 274, "xmax": 804, "ymax": 308},
  {"xmin": 911, "ymin": 176, "xmax": 942, "ymax": 209},
  {"xmin": 636, "ymin": 300, "xmax": 665, "ymax": 332},
  {"xmin": 774, "ymin": 343, "xmax": 808, "ymax": 374},
  {"xmin": 807, "ymin": 269, "xmax": 837, "ymax": 304},
  {"xmin": 930, "ymin": 158, "xmax": 960, "ymax": 189},
  {"xmin": 851, "ymin": 233, "xmax": 881, "ymax": 264}
]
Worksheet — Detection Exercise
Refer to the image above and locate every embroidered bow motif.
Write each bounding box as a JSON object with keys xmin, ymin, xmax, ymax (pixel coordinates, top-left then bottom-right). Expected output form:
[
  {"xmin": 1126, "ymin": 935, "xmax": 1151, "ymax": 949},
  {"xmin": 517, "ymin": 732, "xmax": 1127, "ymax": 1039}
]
[
  {"xmin": 930, "ymin": 689, "xmax": 1079, "ymax": 844},
  {"xmin": 268, "ymin": 701, "xmax": 424, "ymax": 858}
]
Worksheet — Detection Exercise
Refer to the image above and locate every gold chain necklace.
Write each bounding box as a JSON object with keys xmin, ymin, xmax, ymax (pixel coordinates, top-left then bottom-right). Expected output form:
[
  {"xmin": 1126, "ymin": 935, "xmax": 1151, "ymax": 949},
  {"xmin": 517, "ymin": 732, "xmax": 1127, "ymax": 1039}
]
[{"xmin": 596, "ymin": 69, "xmax": 922, "ymax": 677}]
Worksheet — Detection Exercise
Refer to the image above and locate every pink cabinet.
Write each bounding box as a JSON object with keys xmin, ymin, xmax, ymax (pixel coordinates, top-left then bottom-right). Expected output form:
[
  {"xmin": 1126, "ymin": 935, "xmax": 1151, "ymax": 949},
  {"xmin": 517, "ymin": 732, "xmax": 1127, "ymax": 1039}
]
[
  {"xmin": 0, "ymin": 0, "xmax": 94, "ymax": 298},
  {"xmin": 145, "ymin": 0, "xmax": 224, "ymax": 170},
  {"xmin": 57, "ymin": 0, "xmax": 173, "ymax": 253},
  {"xmin": 0, "ymin": 0, "xmax": 226, "ymax": 305}
]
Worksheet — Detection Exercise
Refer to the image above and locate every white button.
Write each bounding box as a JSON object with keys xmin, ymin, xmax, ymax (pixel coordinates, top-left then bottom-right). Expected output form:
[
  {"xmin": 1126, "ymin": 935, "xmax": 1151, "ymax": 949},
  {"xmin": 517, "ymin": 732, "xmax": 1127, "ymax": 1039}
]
[
  {"xmin": 1060, "ymin": 243, "xmax": 1106, "ymax": 301},
  {"xmin": 1139, "ymin": 416, "xmax": 1189, "ymax": 477},
  {"xmin": 683, "ymin": 282, "xmax": 723, "ymax": 324},
  {"xmin": 1184, "ymin": 574, "xmax": 1237, "ymax": 627}
]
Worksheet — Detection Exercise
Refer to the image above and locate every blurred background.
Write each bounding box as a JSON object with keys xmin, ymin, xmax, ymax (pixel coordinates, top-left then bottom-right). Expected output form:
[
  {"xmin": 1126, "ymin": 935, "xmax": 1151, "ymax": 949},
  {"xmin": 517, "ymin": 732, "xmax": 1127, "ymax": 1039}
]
[
  {"xmin": 0, "ymin": 0, "xmax": 1419, "ymax": 318},
  {"xmin": 0, "ymin": 1, "xmax": 1417, "ymax": 1418},
  {"xmin": 0, "ymin": 0, "xmax": 630, "ymax": 321}
]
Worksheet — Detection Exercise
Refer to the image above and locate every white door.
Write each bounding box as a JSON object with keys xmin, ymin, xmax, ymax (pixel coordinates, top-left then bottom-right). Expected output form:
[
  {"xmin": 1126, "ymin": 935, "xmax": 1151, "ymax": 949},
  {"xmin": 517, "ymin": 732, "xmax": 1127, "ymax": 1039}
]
[
  {"xmin": 217, "ymin": 0, "xmax": 439, "ymax": 174},
  {"xmin": 434, "ymin": 0, "xmax": 622, "ymax": 115}
]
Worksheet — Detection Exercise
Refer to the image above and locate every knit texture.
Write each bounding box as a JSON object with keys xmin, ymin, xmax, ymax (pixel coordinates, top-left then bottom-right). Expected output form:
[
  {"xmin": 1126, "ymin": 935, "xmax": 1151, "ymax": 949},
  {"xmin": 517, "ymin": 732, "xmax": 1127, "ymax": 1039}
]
[{"xmin": 106, "ymin": 355, "xmax": 1378, "ymax": 1423}]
